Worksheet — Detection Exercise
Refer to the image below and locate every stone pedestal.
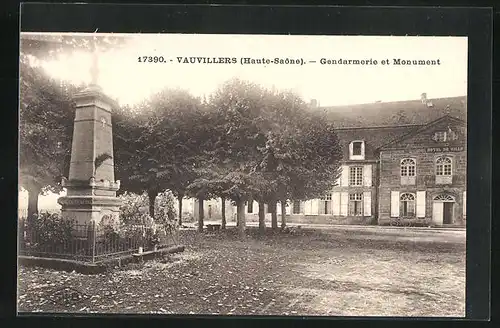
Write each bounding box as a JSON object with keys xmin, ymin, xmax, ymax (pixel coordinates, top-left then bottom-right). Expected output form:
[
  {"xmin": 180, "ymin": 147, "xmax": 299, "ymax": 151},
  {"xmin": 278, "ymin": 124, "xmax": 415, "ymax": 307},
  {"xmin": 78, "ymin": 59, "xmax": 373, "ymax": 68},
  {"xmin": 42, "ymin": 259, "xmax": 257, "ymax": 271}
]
[{"xmin": 58, "ymin": 84, "xmax": 122, "ymax": 226}]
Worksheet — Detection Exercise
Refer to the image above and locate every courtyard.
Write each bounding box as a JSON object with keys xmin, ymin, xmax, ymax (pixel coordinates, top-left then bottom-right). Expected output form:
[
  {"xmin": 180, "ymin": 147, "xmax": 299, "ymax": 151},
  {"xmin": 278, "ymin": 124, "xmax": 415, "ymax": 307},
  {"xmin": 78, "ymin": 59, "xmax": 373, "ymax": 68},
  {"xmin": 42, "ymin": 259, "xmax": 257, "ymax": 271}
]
[{"xmin": 17, "ymin": 226, "xmax": 466, "ymax": 317}]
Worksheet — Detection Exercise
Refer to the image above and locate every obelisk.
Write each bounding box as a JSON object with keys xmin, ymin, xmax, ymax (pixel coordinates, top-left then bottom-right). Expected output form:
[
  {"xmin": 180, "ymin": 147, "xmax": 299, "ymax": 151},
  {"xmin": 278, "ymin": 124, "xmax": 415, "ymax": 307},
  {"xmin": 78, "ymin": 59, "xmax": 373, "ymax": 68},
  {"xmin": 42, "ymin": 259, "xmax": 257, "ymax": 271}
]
[{"xmin": 58, "ymin": 38, "xmax": 122, "ymax": 226}]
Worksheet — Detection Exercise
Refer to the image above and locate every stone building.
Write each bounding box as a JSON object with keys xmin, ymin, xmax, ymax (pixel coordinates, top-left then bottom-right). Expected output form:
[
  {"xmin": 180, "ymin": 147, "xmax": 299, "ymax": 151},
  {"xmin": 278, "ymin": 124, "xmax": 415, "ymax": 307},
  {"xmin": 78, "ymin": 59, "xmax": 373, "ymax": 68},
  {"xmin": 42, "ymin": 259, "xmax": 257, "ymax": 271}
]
[
  {"xmin": 241, "ymin": 95, "xmax": 467, "ymax": 227},
  {"xmin": 185, "ymin": 95, "xmax": 466, "ymax": 227},
  {"xmin": 377, "ymin": 115, "xmax": 466, "ymax": 225}
]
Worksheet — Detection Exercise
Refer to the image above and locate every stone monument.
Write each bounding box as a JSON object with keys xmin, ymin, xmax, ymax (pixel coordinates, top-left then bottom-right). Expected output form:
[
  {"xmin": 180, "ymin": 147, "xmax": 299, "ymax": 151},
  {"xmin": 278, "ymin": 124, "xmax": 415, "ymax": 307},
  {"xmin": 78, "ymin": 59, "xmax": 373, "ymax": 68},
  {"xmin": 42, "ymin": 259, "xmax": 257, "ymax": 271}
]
[{"xmin": 58, "ymin": 39, "xmax": 122, "ymax": 226}]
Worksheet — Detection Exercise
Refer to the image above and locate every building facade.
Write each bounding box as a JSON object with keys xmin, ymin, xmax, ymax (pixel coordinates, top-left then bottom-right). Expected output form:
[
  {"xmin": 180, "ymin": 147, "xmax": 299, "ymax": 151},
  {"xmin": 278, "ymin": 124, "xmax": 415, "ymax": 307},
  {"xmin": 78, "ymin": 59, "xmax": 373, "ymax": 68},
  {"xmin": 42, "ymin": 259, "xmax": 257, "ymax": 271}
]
[
  {"xmin": 189, "ymin": 96, "xmax": 467, "ymax": 227},
  {"xmin": 377, "ymin": 115, "xmax": 466, "ymax": 226}
]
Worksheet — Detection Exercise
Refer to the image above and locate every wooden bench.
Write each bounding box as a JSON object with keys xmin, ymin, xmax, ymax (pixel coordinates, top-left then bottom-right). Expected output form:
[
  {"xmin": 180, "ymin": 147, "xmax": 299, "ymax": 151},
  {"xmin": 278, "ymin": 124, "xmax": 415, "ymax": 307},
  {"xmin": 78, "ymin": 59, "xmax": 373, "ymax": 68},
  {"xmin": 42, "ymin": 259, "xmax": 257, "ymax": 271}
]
[{"xmin": 206, "ymin": 224, "xmax": 221, "ymax": 232}]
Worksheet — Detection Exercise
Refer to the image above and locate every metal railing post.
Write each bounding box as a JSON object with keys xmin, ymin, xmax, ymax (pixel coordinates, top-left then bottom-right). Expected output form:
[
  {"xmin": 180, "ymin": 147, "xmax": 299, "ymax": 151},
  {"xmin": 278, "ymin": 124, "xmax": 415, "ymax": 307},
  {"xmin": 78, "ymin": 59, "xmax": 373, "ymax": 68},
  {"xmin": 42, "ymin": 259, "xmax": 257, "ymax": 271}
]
[{"xmin": 91, "ymin": 221, "xmax": 96, "ymax": 263}]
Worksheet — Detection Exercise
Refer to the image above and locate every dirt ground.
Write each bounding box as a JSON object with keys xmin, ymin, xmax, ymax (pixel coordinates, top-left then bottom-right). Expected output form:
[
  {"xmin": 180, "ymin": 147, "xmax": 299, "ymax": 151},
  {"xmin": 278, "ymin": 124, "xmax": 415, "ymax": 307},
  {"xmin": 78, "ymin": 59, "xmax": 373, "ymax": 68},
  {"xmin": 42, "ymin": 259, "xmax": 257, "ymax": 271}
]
[{"xmin": 17, "ymin": 226, "xmax": 466, "ymax": 317}]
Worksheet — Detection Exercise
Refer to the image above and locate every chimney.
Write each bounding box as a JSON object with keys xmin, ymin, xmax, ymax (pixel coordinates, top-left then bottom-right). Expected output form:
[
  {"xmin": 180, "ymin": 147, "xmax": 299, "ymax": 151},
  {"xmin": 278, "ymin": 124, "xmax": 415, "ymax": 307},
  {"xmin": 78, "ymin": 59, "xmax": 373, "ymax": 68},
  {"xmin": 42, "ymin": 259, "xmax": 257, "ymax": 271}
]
[{"xmin": 310, "ymin": 99, "xmax": 318, "ymax": 108}]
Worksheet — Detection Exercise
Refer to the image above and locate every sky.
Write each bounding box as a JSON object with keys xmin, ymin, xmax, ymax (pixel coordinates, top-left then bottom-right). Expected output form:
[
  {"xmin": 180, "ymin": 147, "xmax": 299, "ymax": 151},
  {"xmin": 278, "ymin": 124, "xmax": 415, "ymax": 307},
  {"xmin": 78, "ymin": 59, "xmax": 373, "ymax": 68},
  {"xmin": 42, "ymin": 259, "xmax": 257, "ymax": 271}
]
[{"xmin": 25, "ymin": 33, "xmax": 468, "ymax": 107}]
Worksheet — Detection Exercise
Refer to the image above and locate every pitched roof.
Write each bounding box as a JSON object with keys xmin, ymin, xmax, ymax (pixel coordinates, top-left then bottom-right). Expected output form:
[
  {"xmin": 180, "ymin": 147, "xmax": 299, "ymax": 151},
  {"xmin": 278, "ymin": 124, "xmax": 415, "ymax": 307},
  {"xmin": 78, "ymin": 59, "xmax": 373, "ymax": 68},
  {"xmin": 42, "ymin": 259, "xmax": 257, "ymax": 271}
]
[
  {"xmin": 377, "ymin": 114, "xmax": 466, "ymax": 150},
  {"xmin": 334, "ymin": 125, "xmax": 423, "ymax": 160},
  {"xmin": 313, "ymin": 96, "xmax": 467, "ymax": 128}
]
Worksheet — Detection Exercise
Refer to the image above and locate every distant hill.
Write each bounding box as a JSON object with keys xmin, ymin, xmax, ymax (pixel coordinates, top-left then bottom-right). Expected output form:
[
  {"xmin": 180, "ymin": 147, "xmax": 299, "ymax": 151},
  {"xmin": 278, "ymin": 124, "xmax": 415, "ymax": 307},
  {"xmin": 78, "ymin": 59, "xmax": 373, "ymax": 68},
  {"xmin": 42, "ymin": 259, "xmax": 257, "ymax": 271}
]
[{"xmin": 310, "ymin": 96, "xmax": 467, "ymax": 128}]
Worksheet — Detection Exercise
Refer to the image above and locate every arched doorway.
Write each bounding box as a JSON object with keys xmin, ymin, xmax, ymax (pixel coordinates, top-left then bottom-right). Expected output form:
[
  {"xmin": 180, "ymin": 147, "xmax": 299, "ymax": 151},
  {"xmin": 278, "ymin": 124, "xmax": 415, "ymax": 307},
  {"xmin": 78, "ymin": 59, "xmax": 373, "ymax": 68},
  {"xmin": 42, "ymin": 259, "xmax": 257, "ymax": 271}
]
[{"xmin": 432, "ymin": 194, "xmax": 455, "ymax": 225}]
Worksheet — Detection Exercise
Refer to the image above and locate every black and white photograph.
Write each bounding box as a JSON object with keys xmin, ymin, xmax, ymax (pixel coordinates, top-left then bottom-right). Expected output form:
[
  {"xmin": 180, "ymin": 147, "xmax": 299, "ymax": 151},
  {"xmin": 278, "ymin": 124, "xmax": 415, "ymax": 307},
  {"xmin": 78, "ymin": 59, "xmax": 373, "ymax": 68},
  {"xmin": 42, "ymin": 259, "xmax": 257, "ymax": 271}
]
[{"xmin": 18, "ymin": 31, "xmax": 469, "ymax": 317}]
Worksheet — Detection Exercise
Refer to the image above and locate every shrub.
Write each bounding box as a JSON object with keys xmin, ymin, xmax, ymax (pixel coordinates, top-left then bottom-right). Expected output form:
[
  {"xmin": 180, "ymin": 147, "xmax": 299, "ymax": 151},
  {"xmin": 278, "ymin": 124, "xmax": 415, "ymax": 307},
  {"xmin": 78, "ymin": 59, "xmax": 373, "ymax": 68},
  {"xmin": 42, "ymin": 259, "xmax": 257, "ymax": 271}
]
[
  {"xmin": 24, "ymin": 212, "xmax": 73, "ymax": 251},
  {"xmin": 154, "ymin": 191, "xmax": 179, "ymax": 244},
  {"xmin": 119, "ymin": 192, "xmax": 149, "ymax": 224},
  {"xmin": 117, "ymin": 190, "xmax": 179, "ymax": 249},
  {"xmin": 97, "ymin": 220, "xmax": 121, "ymax": 250},
  {"xmin": 155, "ymin": 191, "xmax": 176, "ymax": 224}
]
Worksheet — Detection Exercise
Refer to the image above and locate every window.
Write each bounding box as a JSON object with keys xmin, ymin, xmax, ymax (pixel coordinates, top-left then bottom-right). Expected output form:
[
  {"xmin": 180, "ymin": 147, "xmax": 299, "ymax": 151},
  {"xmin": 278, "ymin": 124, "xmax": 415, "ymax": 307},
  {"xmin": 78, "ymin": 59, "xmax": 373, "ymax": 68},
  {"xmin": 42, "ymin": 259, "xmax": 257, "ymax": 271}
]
[
  {"xmin": 400, "ymin": 158, "xmax": 416, "ymax": 185},
  {"xmin": 348, "ymin": 193, "xmax": 363, "ymax": 216},
  {"xmin": 433, "ymin": 194, "xmax": 455, "ymax": 201},
  {"xmin": 292, "ymin": 201, "xmax": 301, "ymax": 214},
  {"xmin": 436, "ymin": 156, "xmax": 453, "ymax": 176},
  {"xmin": 434, "ymin": 131, "xmax": 447, "ymax": 142},
  {"xmin": 349, "ymin": 140, "xmax": 365, "ymax": 160},
  {"xmin": 400, "ymin": 158, "xmax": 416, "ymax": 176},
  {"xmin": 352, "ymin": 142, "xmax": 362, "ymax": 156},
  {"xmin": 247, "ymin": 201, "xmax": 253, "ymax": 214},
  {"xmin": 319, "ymin": 194, "xmax": 332, "ymax": 215},
  {"xmin": 349, "ymin": 166, "xmax": 363, "ymax": 186},
  {"xmin": 400, "ymin": 193, "xmax": 416, "ymax": 217}
]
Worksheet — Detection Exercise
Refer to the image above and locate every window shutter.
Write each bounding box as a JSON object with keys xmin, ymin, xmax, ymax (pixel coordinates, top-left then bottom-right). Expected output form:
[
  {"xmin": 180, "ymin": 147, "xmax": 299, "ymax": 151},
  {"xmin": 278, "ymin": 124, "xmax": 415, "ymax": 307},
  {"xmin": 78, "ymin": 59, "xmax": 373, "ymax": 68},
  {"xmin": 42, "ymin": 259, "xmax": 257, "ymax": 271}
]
[
  {"xmin": 361, "ymin": 141, "xmax": 365, "ymax": 159},
  {"xmin": 416, "ymin": 191, "xmax": 426, "ymax": 218},
  {"xmin": 363, "ymin": 165, "xmax": 372, "ymax": 187},
  {"xmin": 341, "ymin": 165, "xmax": 349, "ymax": 187},
  {"xmin": 349, "ymin": 142, "xmax": 353, "ymax": 159},
  {"xmin": 390, "ymin": 191, "xmax": 400, "ymax": 217},
  {"xmin": 363, "ymin": 191, "xmax": 372, "ymax": 216},
  {"xmin": 332, "ymin": 192, "xmax": 341, "ymax": 215},
  {"xmin": 300, "ymin": 201, "xmax": 305, "ymax": 214},
  {"xmin": 286, "ymin": 200, "xmax": 291, "ymax": 215},
  {"xmin": 340, "ymin": 192, "xmax": 348, "ymax": 216},
  {"xmin": 304, "ymin": 200, "xmax": 311, "ymax": 215},
  {"xmin": 311, "ymin": 199, "xmax": 319, "ymax": 215},
  {"xmin": 463, "ymin": 191, "xmax": 466, "ymax": 217}
]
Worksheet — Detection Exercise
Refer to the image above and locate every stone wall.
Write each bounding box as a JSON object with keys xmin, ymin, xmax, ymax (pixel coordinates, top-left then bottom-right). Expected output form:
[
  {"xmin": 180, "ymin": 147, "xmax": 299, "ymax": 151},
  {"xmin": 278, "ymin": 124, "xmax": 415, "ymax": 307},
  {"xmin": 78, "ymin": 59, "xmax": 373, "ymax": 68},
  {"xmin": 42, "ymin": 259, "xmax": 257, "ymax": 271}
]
[{"xmin": 379, "ymin": 147, "xmax": 466, "ymax": 225}]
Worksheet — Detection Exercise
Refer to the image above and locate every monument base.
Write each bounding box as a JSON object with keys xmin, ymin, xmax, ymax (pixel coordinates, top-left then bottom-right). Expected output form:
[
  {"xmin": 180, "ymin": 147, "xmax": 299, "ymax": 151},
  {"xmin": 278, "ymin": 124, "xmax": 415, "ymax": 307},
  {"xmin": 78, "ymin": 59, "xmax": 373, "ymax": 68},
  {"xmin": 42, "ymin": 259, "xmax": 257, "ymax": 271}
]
[{"xmin": 58, "ymin": 195, "xmax": 123, "ymax": 226}]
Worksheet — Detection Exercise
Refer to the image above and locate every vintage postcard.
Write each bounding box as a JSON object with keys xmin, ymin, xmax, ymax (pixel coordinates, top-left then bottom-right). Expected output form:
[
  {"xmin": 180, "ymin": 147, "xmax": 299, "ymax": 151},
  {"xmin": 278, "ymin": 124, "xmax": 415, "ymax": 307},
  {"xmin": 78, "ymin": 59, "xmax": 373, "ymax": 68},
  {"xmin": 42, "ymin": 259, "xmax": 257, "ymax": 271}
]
[{"xmin": 18, "ymin": 31, "xmax": 468, "ymax": 317}]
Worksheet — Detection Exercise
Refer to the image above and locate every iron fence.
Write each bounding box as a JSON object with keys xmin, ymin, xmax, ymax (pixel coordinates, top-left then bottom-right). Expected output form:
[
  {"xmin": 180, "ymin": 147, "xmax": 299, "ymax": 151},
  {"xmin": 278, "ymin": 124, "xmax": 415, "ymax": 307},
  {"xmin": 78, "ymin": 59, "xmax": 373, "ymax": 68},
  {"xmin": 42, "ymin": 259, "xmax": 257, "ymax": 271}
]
[{"xmin": 18, "ymin": 218, "xmax": 179, "ymax": 263}]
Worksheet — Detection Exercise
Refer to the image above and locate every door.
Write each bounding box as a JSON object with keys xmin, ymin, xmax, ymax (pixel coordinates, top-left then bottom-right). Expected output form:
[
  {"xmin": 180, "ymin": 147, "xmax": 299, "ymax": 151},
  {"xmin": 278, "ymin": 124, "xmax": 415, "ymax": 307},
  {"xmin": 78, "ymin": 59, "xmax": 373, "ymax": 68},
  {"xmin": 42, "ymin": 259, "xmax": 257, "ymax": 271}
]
[
  {"xmin": 443, "ymin": 202, "xmax": 453, "ymax": 224},
  {"xmin": 432, "ymin": 202, "xmax": 443, "ymax": 226}
]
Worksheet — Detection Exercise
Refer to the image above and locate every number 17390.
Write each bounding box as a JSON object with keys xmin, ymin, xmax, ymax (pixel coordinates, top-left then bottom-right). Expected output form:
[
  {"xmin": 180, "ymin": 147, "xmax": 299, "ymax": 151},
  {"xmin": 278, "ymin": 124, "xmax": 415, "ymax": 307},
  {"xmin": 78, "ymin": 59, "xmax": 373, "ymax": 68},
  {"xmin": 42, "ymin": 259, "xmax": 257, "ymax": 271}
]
[{"xmin": 138, "ymin": 56, "xmax": 166, "ymax": 63}]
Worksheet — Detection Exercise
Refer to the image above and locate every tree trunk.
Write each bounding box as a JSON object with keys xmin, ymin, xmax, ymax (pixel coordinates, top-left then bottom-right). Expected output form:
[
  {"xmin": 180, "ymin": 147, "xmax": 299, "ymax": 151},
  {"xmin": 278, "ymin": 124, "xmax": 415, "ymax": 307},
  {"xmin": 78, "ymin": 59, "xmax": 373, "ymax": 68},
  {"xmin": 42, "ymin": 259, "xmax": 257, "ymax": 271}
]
[
  {"xmin": 258, "ymin": 201, "xmax": 266, "ymax": 234},
  {"xmin": 177, "ymin": 194, "xmax": 183, "ymax": 226},
  {"xmin": 270, "ymin": 200, "xmax": 278, "ymax": 230},
  {"xmin": 236, "ymin": 199, "xmax": 246, "ymax": 238},
  {"xmin": 221, "ymin": 197, "xmax": 226, "ymax": 230},
  {"xmin": 148, "ymin": 190, "xmax": 158, "ymax": 219},
  {"xmin": 236, "ymin": 204, "xmax": 240, "ymax": 227},
  {"xmin": 198, "ymin": 196, "xmax": 204, "ymax": 233},
  {"xmin": 281, "ymin": 199, "xmax": 287, "ymax": 229},
  {"xmin": 27, "ymin": 185, "xmax": 42, "ymax": 223}
]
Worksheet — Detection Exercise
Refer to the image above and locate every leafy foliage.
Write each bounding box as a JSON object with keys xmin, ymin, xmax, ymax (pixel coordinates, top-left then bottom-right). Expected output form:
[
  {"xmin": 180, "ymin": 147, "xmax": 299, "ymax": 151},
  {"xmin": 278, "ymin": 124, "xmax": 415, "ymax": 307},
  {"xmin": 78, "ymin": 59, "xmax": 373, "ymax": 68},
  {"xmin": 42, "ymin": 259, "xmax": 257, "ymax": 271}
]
[
  {"xmin": 94, "ymin": 153, "xmax": 113, "ymax": 173},
  {"xmin": 114, "ymin": 89, "xmax": 203, "ymax": 202},
  {"xmin": 19, "ymin": 59, "xmax": 77, "ymax": 192},
  {"xmin": 154, "ymin": 191, "xmax": 177, "ymax": 227},
  {"xmin": 118, "ymin": 192, "xmax": 149, "ymax": 224},
  {"xmin": 22, "ymin": 212, "xmax": 73, "ymax": 251}
]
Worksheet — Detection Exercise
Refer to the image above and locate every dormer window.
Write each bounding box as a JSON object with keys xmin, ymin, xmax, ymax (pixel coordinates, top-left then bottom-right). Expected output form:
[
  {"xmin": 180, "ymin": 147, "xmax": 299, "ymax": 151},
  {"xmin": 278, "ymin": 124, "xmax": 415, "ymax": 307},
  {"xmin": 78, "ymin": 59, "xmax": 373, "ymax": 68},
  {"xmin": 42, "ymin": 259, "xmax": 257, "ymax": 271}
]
[
  {"xmin": 349, "ymin": 141, "xmax": 365, "ymax": 160},
  {"xmin": 352, "ymin": 142, "xmax": 362, "ymax": 156}
]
